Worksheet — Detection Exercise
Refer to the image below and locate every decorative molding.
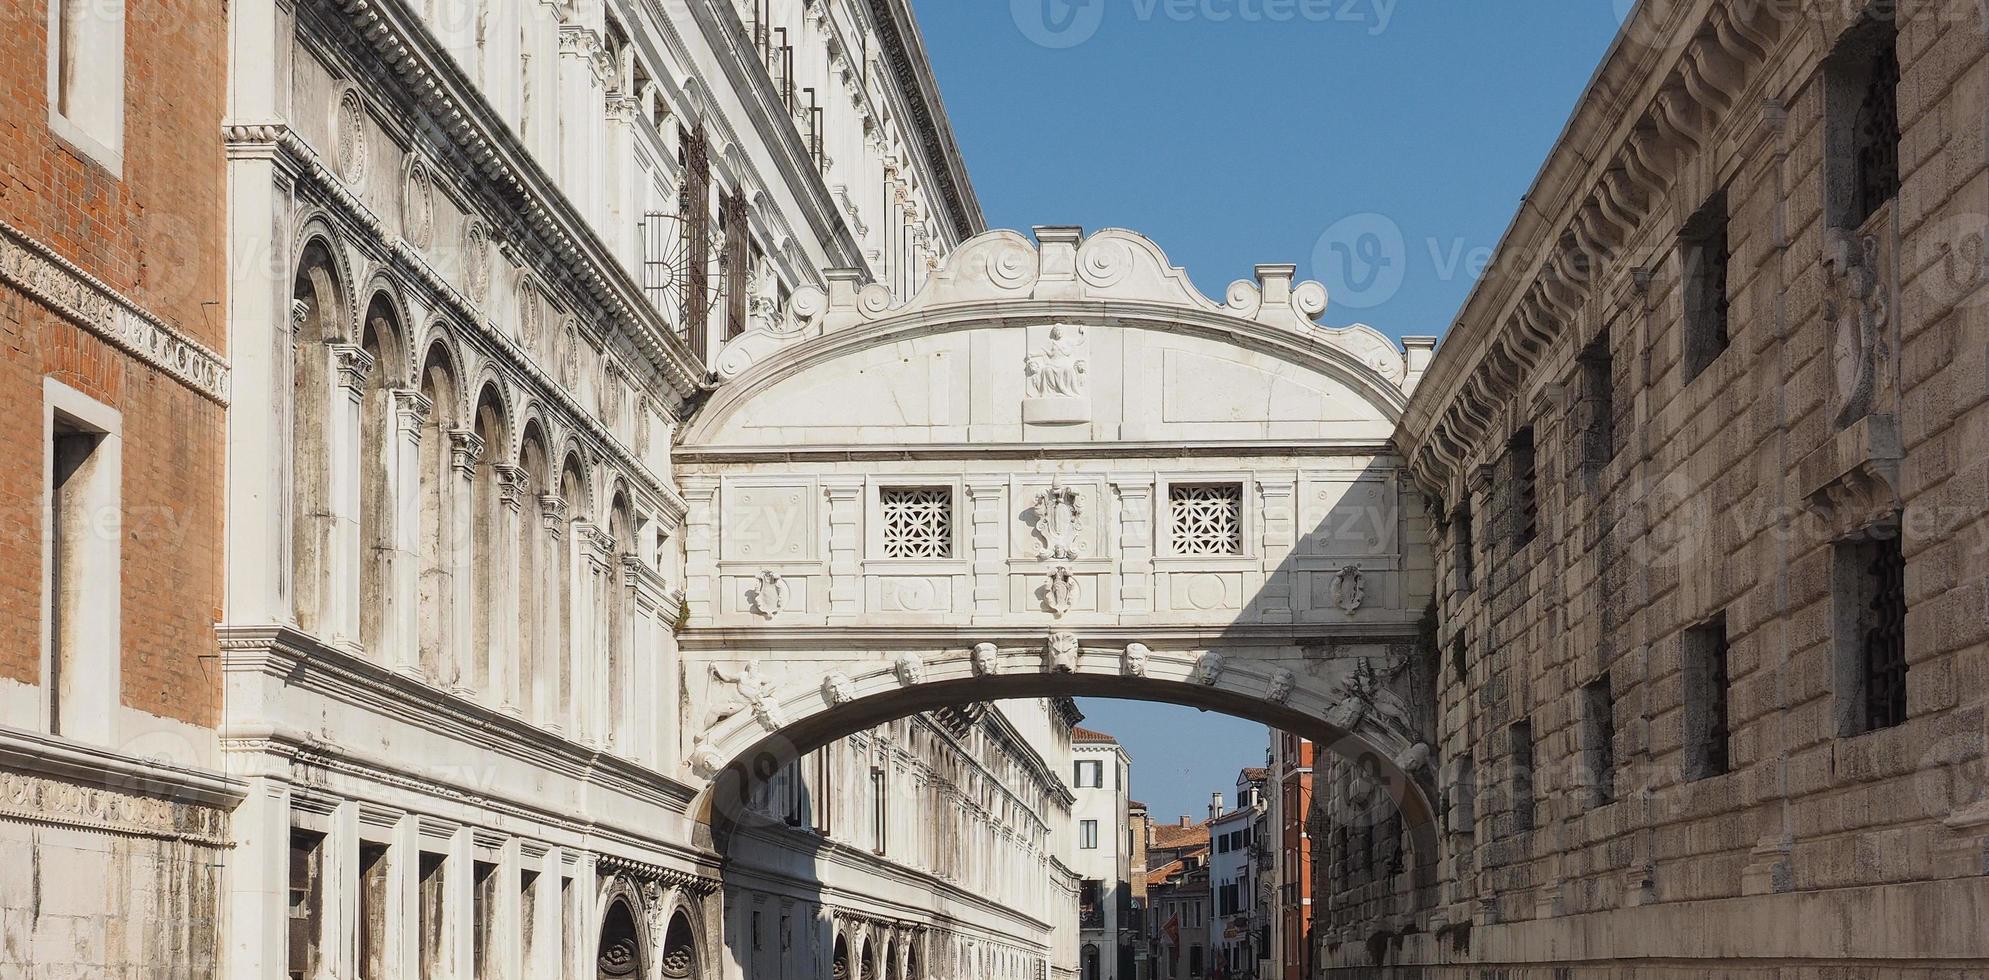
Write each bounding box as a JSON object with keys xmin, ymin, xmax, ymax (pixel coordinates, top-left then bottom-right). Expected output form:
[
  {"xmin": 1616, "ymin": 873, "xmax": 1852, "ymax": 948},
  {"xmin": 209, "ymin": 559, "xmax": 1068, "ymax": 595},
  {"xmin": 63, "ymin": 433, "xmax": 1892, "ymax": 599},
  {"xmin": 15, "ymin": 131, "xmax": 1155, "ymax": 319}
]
[{"xmin": 0, "ymin": 217, "xmax": 230, "ymax": 404}]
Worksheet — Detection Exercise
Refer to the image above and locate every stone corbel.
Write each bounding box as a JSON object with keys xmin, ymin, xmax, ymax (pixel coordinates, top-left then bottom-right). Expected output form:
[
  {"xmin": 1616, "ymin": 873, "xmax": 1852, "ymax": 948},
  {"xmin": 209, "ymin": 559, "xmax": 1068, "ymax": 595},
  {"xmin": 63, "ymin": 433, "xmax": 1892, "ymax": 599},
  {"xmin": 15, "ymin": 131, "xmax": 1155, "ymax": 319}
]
[
  {"xmin": 1681, "ymin": 37, "xmax": 1741, "ymax": 115},
  {"xmin": 1653, "ymin": 86, "xmax": 1705, "ymax": 153},
  {"xmin": 1794, "ymin": 414, "xmax": 1902, "ymax": 527}
]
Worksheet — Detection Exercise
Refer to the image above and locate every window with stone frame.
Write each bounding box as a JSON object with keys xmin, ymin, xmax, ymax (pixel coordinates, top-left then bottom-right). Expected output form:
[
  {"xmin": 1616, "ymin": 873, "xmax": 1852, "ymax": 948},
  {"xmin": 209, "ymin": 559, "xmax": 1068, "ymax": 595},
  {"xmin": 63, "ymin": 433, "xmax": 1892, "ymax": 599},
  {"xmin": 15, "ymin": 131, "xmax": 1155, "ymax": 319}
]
[
  {"xmin": 47, "ymin": 0, "xmax": 125, "ymax": 172},
  {"xmin": 287, "ymin": 831, "xmax": 325, "ymax": 980},
  {"xmin": 1169, "ymin": 483, "xmax": 1245, "ymax": 556},
  {"xmin": 1835, "ymin": 525, "xmax": 1909, "ymax": 735},
  {"xmin": 879, "ymin": 487, "xmax": 954, "ymax": 559},
  {"xmin": 1577, "ymin": 331, "xmax": 1616, "ymax": 477},
  {"xmin": 1581, "ymin": 674, "xmax": 1618, "ymax": 806},
  {"xmin": 1684, "ymin": 614, "xmax": 1732, "ymax": 780},
  {"xmin": 1508, "ymin": 720, "xmax": 1536, "ymax": 833},
  {"xmin": 1826, "ymin": 12, "xmax": 1901, "ymax": 231},
  {"xmin": 1680, "ymin": 189, "xmax": 1731, "ymax": 383},
  {"xmin": 1451, "ymin": 503, "xmax": 1475, "ymax": 593},
  {"xmin": 1505, "ymin": 428, "xmax": 1538, "ymax": 551}
]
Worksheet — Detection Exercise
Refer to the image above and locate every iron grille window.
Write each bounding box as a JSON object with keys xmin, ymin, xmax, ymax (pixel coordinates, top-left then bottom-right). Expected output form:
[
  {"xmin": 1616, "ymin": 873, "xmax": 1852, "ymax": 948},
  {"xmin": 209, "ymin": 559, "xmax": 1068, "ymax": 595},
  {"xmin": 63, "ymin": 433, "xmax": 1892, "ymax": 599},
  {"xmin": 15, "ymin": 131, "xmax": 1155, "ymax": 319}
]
[
  {"xmin": 1508, "ymin": 720, "xmax": 1535, "ymax": 832},
  {"xmin": 722, "ymin": 192, "xmax": 749, "ymax": 340},
  {"xmin": 1452, "ymin": 504, "xmax": 1474, "ymax": 593},
  {"xmin": 1685, "ymin": 614, "xmax": 1732, "ymax": 780},
  {"xmin": 1851, "ymin": 34, "xmax": 1901, "ymax": 226},
  {"xmin": 1170, "ymin": 483, "xmax": 1244, "ymax": 556},
  {"xmin": 1864, "ymin": 537, "xmax": 1909, "ymax": 730},
  {"xmin": 1579, "ymin": 332, "xmax": 1615, "ymax": 474},
  {"xmin": 880, "ymin": 488, "xmax": 954, "ymax": 559},
  {"xmin": 1681, "ymin": 190, "xmax": 1731, "ymax": 382}
]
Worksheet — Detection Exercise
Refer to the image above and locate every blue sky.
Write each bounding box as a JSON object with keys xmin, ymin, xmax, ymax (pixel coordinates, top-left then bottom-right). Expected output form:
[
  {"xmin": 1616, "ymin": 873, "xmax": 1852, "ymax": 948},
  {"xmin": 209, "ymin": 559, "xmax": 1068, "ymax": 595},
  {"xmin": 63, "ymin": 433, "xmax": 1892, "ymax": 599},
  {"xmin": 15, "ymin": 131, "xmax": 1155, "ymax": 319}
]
[
  {"xmin": 924, "ymin": 2, "xmax": 1626, "ymax": 820},
  {"xmin": 914, "ymin": 0, "xmax": 1628, "ymax": 339}
]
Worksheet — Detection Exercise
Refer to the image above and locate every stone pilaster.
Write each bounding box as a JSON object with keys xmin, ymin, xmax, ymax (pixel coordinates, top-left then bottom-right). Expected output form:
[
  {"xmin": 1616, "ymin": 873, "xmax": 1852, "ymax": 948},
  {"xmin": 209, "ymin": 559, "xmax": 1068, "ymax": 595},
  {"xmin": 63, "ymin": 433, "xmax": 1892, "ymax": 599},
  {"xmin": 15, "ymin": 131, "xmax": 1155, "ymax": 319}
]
[
  {"xmin": 328, "ymin": 342, "xmax": 375, "ymax": 646},
  {"xmin": 967, "ymin": 481, "xmax": 1007, "ymax": 621},
  {"xmin": 1256, "ymin": 477, "xmax": 1298, "ymax": 623},
  {"xmin": 389, "ymin": 389, "xmax": 431, "ymax": 677},
  {"xmin": 679, "ymin": 478, "xmax": 718, "ymax": 623},
  {"xmin": 823, "ymin": 479, "xmax": 865, "ymax": 622},
  {"xmin": 1111, "ymin": 476, "xmax": 1155, "ymax": 615},
  {"xmin": 448, "ymin": 429, "xmax": 485, "ymax": 696}
]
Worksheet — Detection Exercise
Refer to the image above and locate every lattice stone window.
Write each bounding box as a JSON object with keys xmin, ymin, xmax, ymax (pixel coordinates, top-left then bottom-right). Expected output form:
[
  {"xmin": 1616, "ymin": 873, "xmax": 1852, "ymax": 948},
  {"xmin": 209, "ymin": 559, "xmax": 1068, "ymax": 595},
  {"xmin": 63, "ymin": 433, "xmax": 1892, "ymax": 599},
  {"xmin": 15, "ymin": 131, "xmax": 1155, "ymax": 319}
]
[
  {"xmin": 880, "ymin": 487, "xmax": 954, "ymax": 559},
  {"xmin": 1170, "ymin": 483, "xmax": 1244, "ymax": 556}
]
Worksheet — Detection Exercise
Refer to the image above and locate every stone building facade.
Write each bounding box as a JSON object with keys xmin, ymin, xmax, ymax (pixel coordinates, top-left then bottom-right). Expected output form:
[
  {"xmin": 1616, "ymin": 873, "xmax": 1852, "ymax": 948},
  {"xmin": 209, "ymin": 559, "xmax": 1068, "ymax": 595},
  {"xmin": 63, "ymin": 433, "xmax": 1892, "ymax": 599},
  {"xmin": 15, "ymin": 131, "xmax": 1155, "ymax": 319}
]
[
  {"xmin": 0, "ymin": 0, "xmax": 237, "ymax": 976},
  {"xmin": 1326, "ymin": 0, "xmax": 1989, "ymax": 975}
]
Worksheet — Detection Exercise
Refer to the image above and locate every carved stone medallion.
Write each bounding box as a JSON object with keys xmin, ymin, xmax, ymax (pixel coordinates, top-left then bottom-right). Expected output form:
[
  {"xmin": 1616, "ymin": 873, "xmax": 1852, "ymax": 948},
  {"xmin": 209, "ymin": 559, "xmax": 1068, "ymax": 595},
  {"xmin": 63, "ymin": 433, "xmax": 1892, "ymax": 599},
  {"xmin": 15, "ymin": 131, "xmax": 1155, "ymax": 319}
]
[
  {"xmin": 402, "ymin": 157, "xmax": 435, "ymax": 250},
  {"xmin": 333, "ymin": 85, "xmax": 368, "ymax": 185},
  {"xmin": 748, "ymin": 570, "xmax": 788, "ymax": 618}
]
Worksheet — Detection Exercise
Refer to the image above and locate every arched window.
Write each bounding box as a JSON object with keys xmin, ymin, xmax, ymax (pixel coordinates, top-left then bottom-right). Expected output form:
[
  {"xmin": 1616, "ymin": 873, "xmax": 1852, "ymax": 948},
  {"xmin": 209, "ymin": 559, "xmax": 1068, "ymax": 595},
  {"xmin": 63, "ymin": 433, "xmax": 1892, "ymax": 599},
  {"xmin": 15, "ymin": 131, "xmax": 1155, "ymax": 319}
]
[
  {"xmin": 1082, "ymin": 944, "xmax": 1100, "ymax": 980},
  {"xmin": 416, "ymin": 344, "xmax": 460, "ymax": 685},
  {"xmin": 597, "ymin": 899, "xmax": 642, "ymax": 980},
  {"xmin": 290, "ymin": 242, "xmax": 344, "ymax": 634},
  {"xmin": 358, "ymin": 296, "xmax": 402, "ymax": 658},
  {"xmin": 661, "ymin": 911, "xmax": 698, "ymax": 979},
  {"xmin": 831, "ymin": 935, "xmax": 850, "ymax": 980},
  {"xmin": 517, "ymin": 425, "xmax": 551, "ymax": 724},
  {"xmin": 470, "ymin": 386, "xmax": 507, "ymax": 696}
]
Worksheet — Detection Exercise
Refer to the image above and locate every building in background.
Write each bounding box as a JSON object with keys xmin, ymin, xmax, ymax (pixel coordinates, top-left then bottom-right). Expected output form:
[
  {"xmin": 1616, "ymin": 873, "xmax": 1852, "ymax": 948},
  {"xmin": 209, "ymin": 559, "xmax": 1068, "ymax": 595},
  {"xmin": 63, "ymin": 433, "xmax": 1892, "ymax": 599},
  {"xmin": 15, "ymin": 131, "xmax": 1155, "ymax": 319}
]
[
  {"xmin": 1128, "ymin": 800, "xmax": 1152, "ymax": 980},
  {"xmin": 1145, "ymin": 815, "xmax": 1212, "ymax": 980},
  {"xmin": 1266, "ymin": 732, "xmax": 1314, "ymax": 980},
  {"xmin": 1207, "ymin": 774, "xmax": 1267, "ymax": 980},
  {"xmin": 1070, "ymin": 727, "xmax": 1135, "ymax": 980}
]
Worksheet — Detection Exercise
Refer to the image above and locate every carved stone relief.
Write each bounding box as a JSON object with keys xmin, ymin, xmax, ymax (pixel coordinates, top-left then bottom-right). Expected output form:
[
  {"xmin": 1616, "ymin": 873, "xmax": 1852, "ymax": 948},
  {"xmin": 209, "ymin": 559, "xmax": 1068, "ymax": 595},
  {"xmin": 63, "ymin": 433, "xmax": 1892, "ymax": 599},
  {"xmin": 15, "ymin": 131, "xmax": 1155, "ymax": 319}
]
[
  {"xmin": 823, "ymin": 672, "xmax": 856, "ymax": 705},
  {"xmin": 748, "ymin": 571, "xmax": 787, "ymax": 618},
  {"xmin": 893, "ymin": 652, "xmax": 925, "ymax": 686},
  {"xmin": 1267, "ymin": 667, "xmax": 1296, "ymax": 705},
  {"xmin": 1331, "ymin": 566, "xmax": 1366, "ymax": 614},
  {"xmin": 1193, "ymin": 651, "xmax": 1226, "ymax": 686},
  {"xmin": 1043, "ymin": 566, "xmax": 1079, "ymax": 617},
  {"xmin": 709, "ymin": 661, "xmax": 782, "ymax": 730},
  {"xmin": 333, "ymin": 85, "xmax": 368, "ymax": 185},
  {"xmin": 1824, "ymin": 226, "xmax": 1887, "ymax": 429},
  {"xmin": 1045, "ymin": 631, "xmax": 1079, "ymax": 673},
  {"xmin": 972, "ymin": 642, "xmax": 1000, "ymax": 676},
  {"xmin": 1122, "ymin": 643, "xmax": 1150, "ymax": 677},
  {"xmin": 402, "ymin": 157, "xmax": 435, "ymax": 250},
  {"xmin": 1030, "ymin": 478, "xmax": 1085, "ymax": 560},
  {"xmin": 1023, "ymin": 324, "xmax": 1090, "ymax": 424}
]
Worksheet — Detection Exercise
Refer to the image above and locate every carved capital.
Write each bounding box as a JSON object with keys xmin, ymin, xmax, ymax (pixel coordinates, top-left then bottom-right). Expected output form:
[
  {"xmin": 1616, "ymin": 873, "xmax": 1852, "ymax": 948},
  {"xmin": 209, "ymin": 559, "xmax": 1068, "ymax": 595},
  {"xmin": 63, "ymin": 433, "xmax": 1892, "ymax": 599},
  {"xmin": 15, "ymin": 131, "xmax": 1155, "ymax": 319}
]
[
  {"xmin": 392, "ymin": 389, "xmax": 432, "ymax": 433},
  {"xmin": 329, "ymin": 342, "xmax": 375, "ymax": 391},
  {"xmin": 540, "ymin": 495, "xmax": 569, "ymax": 535},
  {"xmin": 495, "ymin": 464, "xmax": 528, "ymax": 510},
  {"xmin": 447, "ymin": 429, "xmax": 485, "ymax": 477}
]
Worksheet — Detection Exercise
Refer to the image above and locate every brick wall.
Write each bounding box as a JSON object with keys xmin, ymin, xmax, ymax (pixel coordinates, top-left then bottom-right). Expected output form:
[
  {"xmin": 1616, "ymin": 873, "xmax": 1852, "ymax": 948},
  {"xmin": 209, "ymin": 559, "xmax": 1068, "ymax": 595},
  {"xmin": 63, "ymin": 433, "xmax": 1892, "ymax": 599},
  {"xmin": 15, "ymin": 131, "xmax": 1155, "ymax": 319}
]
[{"xmin": 0, "ymin": 0, "xmax": 227, "ymax": 728}]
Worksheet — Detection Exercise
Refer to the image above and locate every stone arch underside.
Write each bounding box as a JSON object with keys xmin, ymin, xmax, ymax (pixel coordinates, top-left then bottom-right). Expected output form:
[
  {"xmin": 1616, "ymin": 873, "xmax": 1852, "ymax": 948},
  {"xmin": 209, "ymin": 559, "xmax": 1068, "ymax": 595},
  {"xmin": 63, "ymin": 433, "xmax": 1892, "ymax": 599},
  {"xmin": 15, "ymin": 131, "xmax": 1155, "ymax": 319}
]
[{"xmin": 691, "ymin": 641, "xmax": 1437, "ymax": 888}]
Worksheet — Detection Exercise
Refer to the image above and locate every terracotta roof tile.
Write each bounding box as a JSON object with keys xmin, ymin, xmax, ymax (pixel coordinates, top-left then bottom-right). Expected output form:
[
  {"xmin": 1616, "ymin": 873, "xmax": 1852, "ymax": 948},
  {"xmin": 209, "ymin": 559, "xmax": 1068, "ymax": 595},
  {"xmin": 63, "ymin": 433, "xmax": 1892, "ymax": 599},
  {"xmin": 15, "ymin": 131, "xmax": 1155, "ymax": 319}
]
[{"xmin": 1071, "ymin": 726, "xmax": 1118, "ymax": 743}]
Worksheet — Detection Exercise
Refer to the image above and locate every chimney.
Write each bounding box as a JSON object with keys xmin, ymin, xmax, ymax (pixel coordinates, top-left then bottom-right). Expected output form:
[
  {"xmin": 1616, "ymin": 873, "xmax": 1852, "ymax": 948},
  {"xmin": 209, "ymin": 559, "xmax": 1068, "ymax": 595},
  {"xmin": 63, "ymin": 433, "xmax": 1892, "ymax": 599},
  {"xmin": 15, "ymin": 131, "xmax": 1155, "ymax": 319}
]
[
  {"xmin": 1179, "ymin": 816, "xmax": 1192, "ymax": 828},
  {"xmin": 1209, "ymin": 792, "xmax": 1225, "ymax": 820}
]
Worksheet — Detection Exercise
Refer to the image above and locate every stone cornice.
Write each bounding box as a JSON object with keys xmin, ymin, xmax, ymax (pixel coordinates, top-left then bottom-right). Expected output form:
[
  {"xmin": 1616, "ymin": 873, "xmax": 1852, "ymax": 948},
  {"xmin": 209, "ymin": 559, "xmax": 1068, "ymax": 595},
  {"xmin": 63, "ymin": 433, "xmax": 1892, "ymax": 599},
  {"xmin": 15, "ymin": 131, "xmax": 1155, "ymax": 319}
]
[
  {"xmin": 321, "ymin": 0, "xmax": 708, "ymax": 402},
  {"xmin": 1396, "ymin": 0, "xmax": 1786, "ymax": 503},
  {"xmin": 0, "ymin": 725, "xmax": 246, "ymax": 812},
  {"xmin": 862, "ymin": 0, "xmax": 985, "ymax": 242},
  {"xmin": 0, "ymin": 217, "xmax": 230, "ymax": 404},
  {"xmin": 676, "ymin": 439, "xmax": 1399, "ymax": 464}
]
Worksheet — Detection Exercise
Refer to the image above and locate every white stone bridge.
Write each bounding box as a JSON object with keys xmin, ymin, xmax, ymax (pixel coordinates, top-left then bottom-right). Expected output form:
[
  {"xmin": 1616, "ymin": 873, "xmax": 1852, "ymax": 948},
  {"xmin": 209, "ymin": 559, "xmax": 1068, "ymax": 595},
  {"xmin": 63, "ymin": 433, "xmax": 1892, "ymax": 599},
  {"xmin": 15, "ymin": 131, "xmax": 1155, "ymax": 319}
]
[{"xmin": 673, "ymin": 227, "xmax": 1442, "ymax": 849}]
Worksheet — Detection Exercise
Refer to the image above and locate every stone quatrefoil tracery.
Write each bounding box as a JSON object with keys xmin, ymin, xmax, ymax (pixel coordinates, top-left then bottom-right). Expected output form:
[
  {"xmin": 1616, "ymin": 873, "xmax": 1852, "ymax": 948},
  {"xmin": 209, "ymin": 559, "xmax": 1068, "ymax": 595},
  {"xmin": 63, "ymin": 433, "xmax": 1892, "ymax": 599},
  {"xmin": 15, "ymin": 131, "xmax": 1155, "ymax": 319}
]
[
  {"xmin": 1169, "ymin": 484, "xmax": 1243, "ymax": 556},
  {"xmin": 880, "ymin": 488, "xmax": 953, "ymax": 559}
]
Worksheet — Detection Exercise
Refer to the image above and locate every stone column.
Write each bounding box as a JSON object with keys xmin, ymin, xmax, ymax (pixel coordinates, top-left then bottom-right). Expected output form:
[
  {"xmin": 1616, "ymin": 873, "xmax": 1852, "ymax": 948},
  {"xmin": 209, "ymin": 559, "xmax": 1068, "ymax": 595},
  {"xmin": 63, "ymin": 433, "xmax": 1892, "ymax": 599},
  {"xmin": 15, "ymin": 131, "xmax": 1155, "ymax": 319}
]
[
  {"xmin": 328, "ymin": 802, "xmax": 361, "ymax": 979},
  {"xmin": 557, "ymin": 26, "xmax": 607, "ymax": 228},
  {"xmin": 568, "ymin": 521, "xmax": 607, "ymax": 745},
  {"xmin": 388, "ymin": 814, "xmax": 422, "ymax": 980},
  {"xmin": 1256, "ymin": 478, "xmax": 1298, "ymax": 624},
  {"xmin": 680, "ymin": 478, "xmax": 718, "ymax": 623},
  {"xmin": 823, "ymin": 479, "xmax": 865, "ymax": 622},
  {"xmin": 330, "ymin": 343, "xmax": 375, "ymax": 645},
  {"xmin": 444, "ymin": 827, "xmax": 475, "ymax": 980},
  {"xmin": 495, "ymin": 839, "xmax": 524, "ymax": 980},
  {"xmin": 625, "ymin": 554, "xmax": 663, "ymax": 765},
  {"xmin": 967, "ymin": 482, "xmax": 1007, "ymax": 622},
  {"xmin": 494, "ymin": 464, "xmax": 527, "ymax": 714},
  {"xmin": 391, "ymin": 390, "xmax": 432, "ymax": 677},
  {"xmin": 539, "ymin": 495, "xmax": 569, "ymax": 734},
  {"xmin": 448, "ymin": 429, "xmax": 485, "ymax": 696},
  {"xmin": 1111, "ymin": 477, "xmax": 1155, "ymax": 615}
]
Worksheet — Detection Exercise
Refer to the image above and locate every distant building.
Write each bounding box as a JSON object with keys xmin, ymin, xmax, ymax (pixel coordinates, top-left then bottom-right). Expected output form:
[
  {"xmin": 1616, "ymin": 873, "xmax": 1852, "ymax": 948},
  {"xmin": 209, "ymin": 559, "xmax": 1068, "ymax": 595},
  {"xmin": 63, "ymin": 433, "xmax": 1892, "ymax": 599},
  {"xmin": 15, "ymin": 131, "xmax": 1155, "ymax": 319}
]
[
  {"xmin": 1145, "ymin": 817, "xmax": 1212, "ymax": 980},
  {"xmin": 1266, "ymin": 732, "xmax": 1315, "ymax": 980},
  {"xmin": 1128, "ymin": 801, "xmax": 1152, "ymax": 980},
  {"xmin": 1207, "ymin": 774, "xmax": 1268, "ymax": 980},
  {"xmin": 1070, "ymin": 727, "xmax": 1135, "ymax": 980}
]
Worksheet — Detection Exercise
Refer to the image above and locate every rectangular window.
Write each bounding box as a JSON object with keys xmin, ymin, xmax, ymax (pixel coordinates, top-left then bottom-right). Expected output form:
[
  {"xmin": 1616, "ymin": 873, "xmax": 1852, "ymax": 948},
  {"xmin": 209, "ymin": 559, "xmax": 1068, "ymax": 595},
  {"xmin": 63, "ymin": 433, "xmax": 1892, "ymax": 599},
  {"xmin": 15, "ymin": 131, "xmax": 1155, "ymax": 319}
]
[
  {"xmin": 46, "ymin": 0, "xmax": 125, "ymax": 173},
  {"xmin": 722, "ymin": 192, "xmax": 750, "ymax": 340},
  {"xmin": 880, "ymin": 487, "xmax": 954, "ymax": 559},
  {"xmin": 1451, "ymin": 636, "xmax": 1467, "ymax": 683},
  {"xmin": 871, "ymin": 767, "xmax": 889, "ymax": 854},
  {"xmin": 1169, "ymin": 483, "xmax": 1245, "ymax": 556},
  {"xmin": 1828, "ymin": 13, "xmax": 1901, "ymax": 230},
  {"xmin": 1451, "ymin": 504, "xmax": 1474, "ymax": 593},
  {"xmin": 1581, "ymin": 674, "xmax": 1617, "ymax": 806},
  {"xmin": 358, "ymin": 844, "xmax": 390, "ymax": 980},
  {"xmin": 1681, "ymin": 190, "xmax": 1731, "ymax": 382},
  {"xmin": 44, "ymin": 380, "xmax": 120, "ymax": 745},
  {"xmin": 287, "ymin": 831, "xmax": 326, "ymax": 980},
  {"xmin": 1508, "ymin": 428, "xmax": 1537, "ymax": 550},
  {"xmin": 1074, "ymin": 760, "xmax": 1103, "ymax": 788},
  {"xmin": 472, "ymin": 860, "xmax": 498, "ymax": 979},
  {"xmin": 1836, "ymin": 529, "xmax": 1909, "ymax": 735},
  {"xmin": 1579, "ymin": 332, "xmax": 1615, "ymax": 475},
  {"xmin": 1446, "ymin": 754, "xmax": 1476, "ymax": 836},
  {"xmin": 518, "ymin": 870, "xmax": 539, "ymax": 979},
  {"xmin": 1080, "ymin": 819, "xmax": 1099, "ymax": 849},
  {"xmin": 419, "ymin": 853, "xmax": 447, "ymax": 980},
  {"xmin": 1508, "ymin": 721, "xmax": 1535, "ymax": 832},
  {"xmin": 1683, "ymin": 614, "xmax": 1733, "ymax": 779}
]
